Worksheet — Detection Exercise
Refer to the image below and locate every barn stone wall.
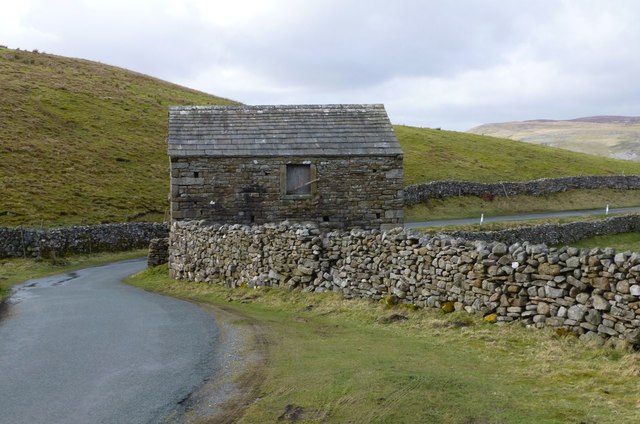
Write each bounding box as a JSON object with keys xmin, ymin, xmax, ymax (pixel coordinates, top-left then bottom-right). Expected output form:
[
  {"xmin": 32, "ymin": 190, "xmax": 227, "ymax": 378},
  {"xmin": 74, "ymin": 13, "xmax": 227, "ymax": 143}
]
[
  {"xmin": 170, "ymin": 155, "xmax": 404, "ymax": 229},
  {"xmin": 169, "ymin": 220, "xmax": 640, "ymax": 346}
]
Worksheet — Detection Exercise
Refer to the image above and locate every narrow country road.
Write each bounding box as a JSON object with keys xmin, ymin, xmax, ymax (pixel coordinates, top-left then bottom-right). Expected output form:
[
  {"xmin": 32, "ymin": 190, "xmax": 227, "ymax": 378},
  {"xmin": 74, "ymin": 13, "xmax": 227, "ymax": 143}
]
[
  {"xmin": 0, "ymin": 259, "xmax": 219, "ymax": 424},
  {"xmin": 404, "ymin": 206, "xmax": 640, "ymax": 229}
]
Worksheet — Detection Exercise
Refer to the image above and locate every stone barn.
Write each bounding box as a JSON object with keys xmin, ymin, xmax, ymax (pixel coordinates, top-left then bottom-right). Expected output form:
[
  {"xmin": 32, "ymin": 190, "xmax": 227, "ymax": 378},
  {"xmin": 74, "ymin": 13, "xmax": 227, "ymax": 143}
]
[{"xmin": 167, "ymin": 104, "xmax": 404, "ymax": 229}]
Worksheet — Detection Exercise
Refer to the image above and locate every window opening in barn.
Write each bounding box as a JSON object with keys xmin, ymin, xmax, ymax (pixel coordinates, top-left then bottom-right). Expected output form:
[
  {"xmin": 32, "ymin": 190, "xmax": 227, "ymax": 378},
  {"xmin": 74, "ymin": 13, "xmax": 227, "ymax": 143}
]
[{"xmin": 286, "ymin": 164, "xmax": 312, "ymax": 195}]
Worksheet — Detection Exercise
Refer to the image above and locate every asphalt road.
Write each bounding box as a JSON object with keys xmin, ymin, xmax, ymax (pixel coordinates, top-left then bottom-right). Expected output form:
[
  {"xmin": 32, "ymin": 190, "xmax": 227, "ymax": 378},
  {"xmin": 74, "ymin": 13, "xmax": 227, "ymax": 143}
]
[
  {"xmin": 0, "ymin": 259, "xmax": 218, "ymax": 424},
  {"xmin": 404, "ymin": 206, "xmax": 640, "ymax": 229}
]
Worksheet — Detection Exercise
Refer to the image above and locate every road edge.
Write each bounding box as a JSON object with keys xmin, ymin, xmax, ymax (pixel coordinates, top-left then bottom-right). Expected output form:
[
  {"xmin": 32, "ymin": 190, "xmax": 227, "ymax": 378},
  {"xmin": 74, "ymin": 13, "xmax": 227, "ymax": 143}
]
[{"xmin": 167, "ymin": 302, "xmax": 269, "ymax": 424}]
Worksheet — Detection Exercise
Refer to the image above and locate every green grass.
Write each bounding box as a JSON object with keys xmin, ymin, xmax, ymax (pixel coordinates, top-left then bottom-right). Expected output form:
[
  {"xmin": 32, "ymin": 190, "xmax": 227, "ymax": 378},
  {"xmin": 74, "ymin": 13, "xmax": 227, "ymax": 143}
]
[
  {"xmin": 567, "ymin": 232, "xmax": 640, "ymax": 252},
  {"xmin": 396, "ymin": 125, "xmax": 640, "ymax": 185},
  {"xmin": 127, "ymin": 266, "xmax": 640, "ymax": 424},
  {"xmin": 405, "ymin": 189, "xmax": 640, "ymax": 222},
  {"xmin": 0, "ymin": 47, "xmax": 237, "ymax": 227},
  {"xmin": 0, "ymin": 250, "xmax": 146, "ymax": 302},
  {"xmin": 3, "ymin": 45, "xmax": 640, "ymax": 227}
]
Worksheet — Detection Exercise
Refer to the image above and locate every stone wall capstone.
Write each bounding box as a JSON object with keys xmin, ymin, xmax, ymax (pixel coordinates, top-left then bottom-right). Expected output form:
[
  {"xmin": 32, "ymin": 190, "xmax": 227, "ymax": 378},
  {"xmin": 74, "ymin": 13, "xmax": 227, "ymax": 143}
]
[
  {"xmin": 0, "ymin": 223, "xmax": 169, "ymax": 259},
  {"xmin": 169, "ymin": 220, "xmax": 640, "ymax": 346},
  {"xmin": 404, "ymin": 175, "xmax": 640, "ymax": 205}
]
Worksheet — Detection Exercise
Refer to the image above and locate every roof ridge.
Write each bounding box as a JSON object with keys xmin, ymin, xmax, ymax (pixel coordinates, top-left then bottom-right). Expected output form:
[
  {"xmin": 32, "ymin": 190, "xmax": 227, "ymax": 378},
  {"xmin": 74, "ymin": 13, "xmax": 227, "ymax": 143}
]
[{"xmin": 169, "ymin": 104, "xmax": 385, "ymax": 111}]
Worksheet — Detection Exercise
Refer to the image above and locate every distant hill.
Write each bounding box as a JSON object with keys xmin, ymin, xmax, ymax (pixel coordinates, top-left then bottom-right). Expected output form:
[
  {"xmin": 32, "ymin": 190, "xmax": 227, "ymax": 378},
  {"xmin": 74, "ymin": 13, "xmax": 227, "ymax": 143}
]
[
  {"xmin": 468, "ymin": 116, "xmax": 640, "ymax": 160},
  {"xmin": 3, "ymin": 47, "xmax": 640, "ymax": 226}
]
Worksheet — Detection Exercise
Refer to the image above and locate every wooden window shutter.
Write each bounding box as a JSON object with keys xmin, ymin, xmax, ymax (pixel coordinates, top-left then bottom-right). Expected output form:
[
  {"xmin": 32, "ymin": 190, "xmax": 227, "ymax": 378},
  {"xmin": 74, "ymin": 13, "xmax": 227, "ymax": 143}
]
[{"xmin": 286, "ymin": 164, "xmax": 311, "ymax": 195}]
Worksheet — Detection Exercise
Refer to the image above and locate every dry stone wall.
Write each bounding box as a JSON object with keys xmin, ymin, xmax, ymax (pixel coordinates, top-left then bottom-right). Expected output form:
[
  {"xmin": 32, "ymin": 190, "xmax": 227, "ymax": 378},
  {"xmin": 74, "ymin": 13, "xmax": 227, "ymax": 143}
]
[
  {"xmin": 443, "ymin": 215, "xmax": 640, "ymax": 246},
  {"xmin": 170, "ymin": 220, "xmax": 640, "ymax": 346},
  {"xmin": 0, "ymin": 223, "xmax": 168, "ymax": 259},
  {"xmin": 404, "ymin": 175, "xmax": 640, "ymax": 205}
]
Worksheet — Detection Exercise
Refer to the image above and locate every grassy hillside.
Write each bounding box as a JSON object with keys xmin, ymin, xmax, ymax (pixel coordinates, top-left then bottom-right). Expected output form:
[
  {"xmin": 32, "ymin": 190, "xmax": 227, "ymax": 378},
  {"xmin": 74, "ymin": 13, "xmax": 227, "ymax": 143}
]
[
  {"xmin": 0, "ymin": 47, "xmax": 236, "ymax": 226},
  {"xmin": 397, "ymin": 125, "xmax": 640, "ymax": 186},
  {"xmin": 3, "ymin": 46, "xmax": 640, "ymax": 227},
  {"xmin": 467, "ymin": 117, "xmax": 640, "ymax": 161}
]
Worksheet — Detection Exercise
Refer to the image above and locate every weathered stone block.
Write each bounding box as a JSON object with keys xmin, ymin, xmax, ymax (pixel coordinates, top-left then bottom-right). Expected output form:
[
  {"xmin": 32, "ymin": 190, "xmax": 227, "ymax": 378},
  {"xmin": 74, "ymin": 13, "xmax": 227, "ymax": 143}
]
[
  {"xmin": 591, "ymin": 295, "xmax": 610, "ymax": 311},
  {"xmin": 545, "ymin": 286, "xmax": 565, "ymax": 298},
  {"xmin": 565, "ymin": 256, "xmax": 581, "ymax": 268},
  {"xmin": 567, "ymin": 304, "xmax": 587, "ymax": 321}
]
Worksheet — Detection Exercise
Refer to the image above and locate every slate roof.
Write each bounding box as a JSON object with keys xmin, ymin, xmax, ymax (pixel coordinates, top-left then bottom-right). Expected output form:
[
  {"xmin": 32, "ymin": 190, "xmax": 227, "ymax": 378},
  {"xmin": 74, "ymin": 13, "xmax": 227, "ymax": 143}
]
[{"xmin": 167, "ymin": 104, "xmax": 402, "ymax": 157}]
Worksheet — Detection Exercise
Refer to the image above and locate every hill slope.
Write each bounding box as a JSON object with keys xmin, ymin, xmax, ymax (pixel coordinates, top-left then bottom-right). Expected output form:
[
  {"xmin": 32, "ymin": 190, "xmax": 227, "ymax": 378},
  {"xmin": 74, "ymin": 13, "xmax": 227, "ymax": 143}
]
[
  {"xmin": 3, "ymin": 47, "xmax": 640, "ymax": 226},
  {"xmin": 0, "ymin": 47, "xmax": 236, "ymax": 226},
  {"xmin": 397, "ymin": 125, "xmax": 640, "ymax": 185},
  {"xmin": 467, "ymin": 116, "xmax": 640, "ymax": 160}
]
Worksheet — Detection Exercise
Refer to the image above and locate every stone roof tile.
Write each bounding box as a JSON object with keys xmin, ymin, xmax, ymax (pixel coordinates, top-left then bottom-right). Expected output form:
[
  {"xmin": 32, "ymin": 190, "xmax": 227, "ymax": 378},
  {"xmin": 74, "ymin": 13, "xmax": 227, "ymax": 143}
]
[{"xmin": 167, "ymin": 104, "xmax": 402, "ymax": 157}]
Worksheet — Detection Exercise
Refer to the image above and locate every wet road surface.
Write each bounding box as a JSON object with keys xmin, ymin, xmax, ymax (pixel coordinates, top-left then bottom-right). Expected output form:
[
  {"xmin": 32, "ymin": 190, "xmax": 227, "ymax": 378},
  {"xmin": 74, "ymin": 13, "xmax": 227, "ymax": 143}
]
[{"xmin": 0, "ymin": 259, "xmax": 218, "ymax": 424}]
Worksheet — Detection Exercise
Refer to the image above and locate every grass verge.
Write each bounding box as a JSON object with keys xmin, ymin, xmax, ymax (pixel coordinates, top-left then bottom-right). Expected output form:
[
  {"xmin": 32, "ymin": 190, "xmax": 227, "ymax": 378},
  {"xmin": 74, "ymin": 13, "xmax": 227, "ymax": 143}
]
[
  {"xmin": 405, "ymin": 188, "xmax": 640, "ymax": 222},
  {"xmin": 0, "ymin": 249, "xmax": 147, "ymax": 302},
  {"xmin": 566, "ymin": 232, "xmax": 640, "ymax": 252},
  {"xmin": 127, "ymin": 265, "xmax": 640, "ymax": 424}
]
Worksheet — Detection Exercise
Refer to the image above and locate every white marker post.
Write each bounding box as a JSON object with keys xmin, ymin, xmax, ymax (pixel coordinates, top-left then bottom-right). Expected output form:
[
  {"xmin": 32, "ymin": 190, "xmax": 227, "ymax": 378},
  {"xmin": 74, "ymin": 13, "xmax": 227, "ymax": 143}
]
[
  {"xmin": 480, "ymin": 213, "xmax": 484, "ymax": 226},
  {"xmin": 606, "ymin": 204, "xmax": 609, "ymax": 215}
]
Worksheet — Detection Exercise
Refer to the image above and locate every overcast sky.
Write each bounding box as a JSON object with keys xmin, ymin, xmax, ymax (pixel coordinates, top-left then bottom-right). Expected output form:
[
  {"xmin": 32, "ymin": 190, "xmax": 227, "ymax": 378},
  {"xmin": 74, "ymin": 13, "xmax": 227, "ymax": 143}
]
[{"xmin": 1, "ymin": 0, "xmax": 639, "ymax": 130}]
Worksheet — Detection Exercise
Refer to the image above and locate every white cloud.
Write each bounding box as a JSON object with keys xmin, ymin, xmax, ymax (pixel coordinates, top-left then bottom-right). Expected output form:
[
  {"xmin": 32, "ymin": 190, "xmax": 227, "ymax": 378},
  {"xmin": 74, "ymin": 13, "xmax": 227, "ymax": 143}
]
[
  {"xmin": 190, "ymin": 0, "xmax": 288, "ymax": 28},
  {"xmin": 0, "ymin": 0, "xmax": 59, "ymax": 47}
]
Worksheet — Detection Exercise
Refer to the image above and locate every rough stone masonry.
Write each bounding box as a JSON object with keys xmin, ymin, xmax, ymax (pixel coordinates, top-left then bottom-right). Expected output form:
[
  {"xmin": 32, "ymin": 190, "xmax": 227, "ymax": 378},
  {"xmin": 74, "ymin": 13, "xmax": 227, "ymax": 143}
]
[
  {"xmin": 0, "ymin": 222, "xmax": 168, "ymax": 259},
  {"xmin": 169, "ymin": 220, "xmax": 640, "ymax": 347},
  {"xmin": 168, "ymin": 104, "xmax": 404, "ymax": 230},
  {"xmin": 404, "ymin": 175, "xmax": 640, "ymax": 205}
]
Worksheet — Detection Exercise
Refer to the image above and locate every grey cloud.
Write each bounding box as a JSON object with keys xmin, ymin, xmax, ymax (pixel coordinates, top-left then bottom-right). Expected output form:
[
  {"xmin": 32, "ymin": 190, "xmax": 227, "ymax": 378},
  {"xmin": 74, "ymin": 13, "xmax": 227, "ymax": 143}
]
[
  {"xmin": 15, "ymin": 0, "xmax": 216, "ymax": 80},
  {"xmin": 4, "ymin": 0, "xmax": 640, "ymax": 130},
  {"xmin": 219, "ymin": 0, "xmax": 543, "ymax": 90}
]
